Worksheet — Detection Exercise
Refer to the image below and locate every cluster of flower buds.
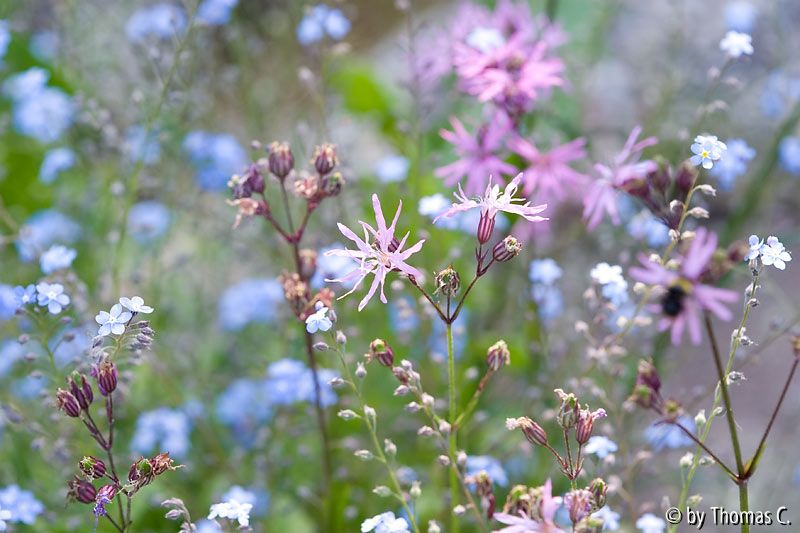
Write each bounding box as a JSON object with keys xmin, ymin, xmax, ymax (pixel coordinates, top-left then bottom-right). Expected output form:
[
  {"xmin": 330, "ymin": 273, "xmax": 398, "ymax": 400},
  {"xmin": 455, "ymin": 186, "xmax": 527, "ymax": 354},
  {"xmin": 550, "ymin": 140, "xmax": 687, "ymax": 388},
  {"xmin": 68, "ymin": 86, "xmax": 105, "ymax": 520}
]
[
  {"xmin": 128, "ymin": 320, "xmax": 156, "ymax": 351},
  {"xmin": 464, "ymin": 470, "xmax": 496, "ymax": 519},
  {"xmin": 507, "ymin": 390, "xmax": 606, "ymax": 481},
  {"xmin": 619, "ymin": 160, "xmax": 699, "ymax": 230},
  {"xmin": 126, "ymin": 453, "xmax": 178, "ymax": 494},
  {"xmin": 628, "ymin": 360, "xmax": 683, "ymax": 419},
  {"xmin": 365, "ymin": 338, "xmax": 394, "ymax": 367},
  {"xmin": 229, "ymin": 163, "xmax": 266, "ymax": 199},
  {"xmin": 56, "ymin": 372, "xmax": 95, "ymax": 417},
  {"xmin": 564, "ymin": 478, "xmax": 608, "ymax": 531}
]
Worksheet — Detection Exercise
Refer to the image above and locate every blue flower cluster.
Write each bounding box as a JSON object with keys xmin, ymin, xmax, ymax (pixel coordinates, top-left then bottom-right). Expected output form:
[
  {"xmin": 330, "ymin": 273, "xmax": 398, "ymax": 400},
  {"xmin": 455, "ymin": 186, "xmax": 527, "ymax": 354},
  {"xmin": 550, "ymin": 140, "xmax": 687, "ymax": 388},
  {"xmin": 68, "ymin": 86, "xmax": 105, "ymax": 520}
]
[
  {"xmin": 126, "ymin": 4, "xmax": 187, "ymax": 42},
  {"xmin": 127, "ymin": 201, "xmax": 172, "ymax": 243},
  {"xmin": 217, "ymin": 278, "xmax": 283, "ymax": 331},
  {"xmin": 2, "ymin": 67, "xmax": 74, "ymax": 143},
  {"xmin": 296, "ymin": 5, "xmax": 351, "ymax": 46},
  {"xmin": 709, "ymin": 138, "xmax": 756, "ymax": 190},
  {"xmin": 39, "ymin": 244, "xmax": 77, "ymax": 274},
  {"xmin": 644, "ymin": 415, "xmax": 695, "ymax": 451},
  {"xmin": 131, "ymin": 407, "xmax": 192, "ymax": 460},
  {"xmin": 16, "ymin": 209, "xmax": 81, "ymax": 262},
  {"xmin": 529, "ymin": 258, "xmax": 563, "ymax": 322},
  {"xmin": 183, "ymin": 131, "xmax": 248, "ymax": 191},
  {"xmin": 0, "ymin": 485, "xmax": 44, "ymax": 526},
  {"xmin": 465, "ymin": 455, "xmax": 508, "ymax": 487},
  {"xmin": 779, "ymin": 136, "xmax": 800, "ymax": 176},
  {"xmin": 39, "ymin": 147, "xmax": 76, "ymax": 184}
]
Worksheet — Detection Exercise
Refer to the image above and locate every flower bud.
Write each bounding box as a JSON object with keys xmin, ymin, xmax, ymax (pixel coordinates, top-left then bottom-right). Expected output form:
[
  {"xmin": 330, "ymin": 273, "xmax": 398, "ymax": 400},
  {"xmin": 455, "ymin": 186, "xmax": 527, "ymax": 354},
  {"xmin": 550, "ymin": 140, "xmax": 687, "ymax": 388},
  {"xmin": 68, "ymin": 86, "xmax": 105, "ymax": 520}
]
[
  {"xmin": 565, "ymin": 489, "xmax": 593, "ymax": 524},
  {"xmin": 675, "ymin": 161, "xmax": 698, "ymax": 194},
  {"xmin": 410, "ymin": 481, "xmax": 422, "ymax": 499},
  {"xmin": 68, "ymin": 373, "xmax": 93, "ymax": 411},
  {"xmin": 384, "ymin": 439, "xmax": 397, "ymax": 457},
  {"xmin": 338, "ymin": 409, "xmax": 359, "ymax": 420},
  {"xmin": 93, "ymin": 359, "xmax": 118, "ymax": 396},
  {"xmin": 435, "ymin": 267, "xmax": 460, "ymax": 298},
  {"xmin": 428, "ymin": 520, "xmax": 441, "ymax": 533},
  {"xmin": 354, "ymin": 449, "xmax": 374, "ymax": 461},
  {"xmin": 368, "ymin": 339, "xmax": 394, "ymax": 367},
  {"xmin": 312, "ymin": 143, "xmax": 338, "ymax": 175},
  {"xmin": 589, "ymin": 478, "xmax": 608, "ymax": 509},
  {"xmin": 355, "ymin": 362, "xmax": 367, "ymax": 378},
  {"xmin": 298, "ymin": 249, "xmax": 317, "ymax": 280},
  {"xmin": 373, "ymin": 485, "xmax": 392, "ymax": 497},
  {"xmin": 554, "ymin": 390, "xmax": 579, "ymax": 429},
  {"xmin": 575, "ymin": 411, "xmax": 595, "ymax": 445},
  {"xmin": 68, "ymin": 477, "xmax": 97, "ymax": 504},
  {"xmin": 492, "ymin": 236, "xmax": 521, "ymax": 262},
  {"xmin": 437, "ymin": 454, "xmax": 451, "ymax": 466},
  {"xmin": 268, "ymin": 141, "xmax": 294, "ymax": 179},
  {"xmin": 56, "ymin": 389, "xmax": 82, "ymax": 418},
  {"xmin": 507, "ymin": 417, "xmax": 548, "ymax": 446},
  {"xmin": 477, "ymin": 210, "xmax": 495, "ymax": 244},
  {"xmin": 80, "ymin": 456, "xmax": 107, "ymax": 480},
  {"xmin": 635, "ymin": 360, "xmax": 661, "ymax": 393},
  {"xmin": 320, "ymin": 171, "xmax": 345, "ymax": 197},
  {"xmin": 486, "ymin": 340, "xmax": 510, "ymax": 371}
]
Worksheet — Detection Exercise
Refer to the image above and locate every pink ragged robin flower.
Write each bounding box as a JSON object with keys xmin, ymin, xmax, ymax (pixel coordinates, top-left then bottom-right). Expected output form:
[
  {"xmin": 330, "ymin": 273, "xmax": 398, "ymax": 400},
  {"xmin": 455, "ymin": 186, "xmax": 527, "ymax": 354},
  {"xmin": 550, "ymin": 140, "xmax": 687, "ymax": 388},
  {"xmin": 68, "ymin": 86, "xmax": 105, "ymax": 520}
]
[
  {"xmin": 629, "ymin": 228, "xmax": 738, "ymax": 345},
  {"xmin": 583, "ymin": 126, "xmax": 658, "ymax": 230},
  {"xmin": 493, "ymin": 479, "xmax": 564, "ymax": 533},
  {"xmin": 509, "ymin": 135, "xmax": 589, "ymax": 202},
  {"xmin": 433, "ymin": 173, "xmax": 548, "ymax": 227},
  {"xmin": 435, "ymin": 112, "xmax": 517, "ymax": 195},
  {"xmin": 326, "ymin": 194, "xmax": 424, "ymax": 311}
]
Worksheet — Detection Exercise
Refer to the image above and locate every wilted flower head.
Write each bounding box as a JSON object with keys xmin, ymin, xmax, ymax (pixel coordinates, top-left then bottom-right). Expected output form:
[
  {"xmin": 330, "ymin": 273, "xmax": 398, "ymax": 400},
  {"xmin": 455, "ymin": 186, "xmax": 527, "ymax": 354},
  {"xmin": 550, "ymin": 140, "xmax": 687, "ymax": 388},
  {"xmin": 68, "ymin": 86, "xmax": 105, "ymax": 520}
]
[{"xmin": 326, "ymin": 194, "xmax": 424, "ymax": 311}]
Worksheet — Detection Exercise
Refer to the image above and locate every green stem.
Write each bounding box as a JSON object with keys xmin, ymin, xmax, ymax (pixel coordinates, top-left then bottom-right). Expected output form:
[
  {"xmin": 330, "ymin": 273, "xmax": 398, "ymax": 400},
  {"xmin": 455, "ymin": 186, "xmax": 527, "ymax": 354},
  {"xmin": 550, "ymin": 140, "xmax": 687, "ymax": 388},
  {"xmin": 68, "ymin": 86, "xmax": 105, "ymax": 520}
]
[
  {"xmin": 739, "ymin": 482, "xmax": 750, "ymax": 533},
  {"xmin": 447, "ymin": 322, "xmax": 459, "ymax": 533}
]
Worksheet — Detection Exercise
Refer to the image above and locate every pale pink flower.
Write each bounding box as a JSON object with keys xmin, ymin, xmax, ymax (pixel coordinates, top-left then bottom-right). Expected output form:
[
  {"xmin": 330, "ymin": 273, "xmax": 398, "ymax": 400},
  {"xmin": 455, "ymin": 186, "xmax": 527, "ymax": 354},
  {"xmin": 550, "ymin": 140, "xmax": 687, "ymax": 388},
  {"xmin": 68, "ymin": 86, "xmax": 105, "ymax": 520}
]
[
  {"xmin": 434, "ymin": 173, "xmax": 548, "ymax": 225},
  {"xmin": 583, "ymin": 126, "xmax": 658, "ymax": 230},
  {"xmin": 326, "ymin": 194, "xmax": 424, "ymax": 311},
  {"xmin": 436, "ymin": 112, "xmax": 518, "ymax": 195},
  {"xmin": 493, "ymin": 479, "xmax": 564, "ymax": 533},
  {"xmin": 509, "ymin": 135, "xmax": 589, "ymax": 202},
  {"xmin": 629, "ymin": 228, "xmax": 738, "ymax": 345}
]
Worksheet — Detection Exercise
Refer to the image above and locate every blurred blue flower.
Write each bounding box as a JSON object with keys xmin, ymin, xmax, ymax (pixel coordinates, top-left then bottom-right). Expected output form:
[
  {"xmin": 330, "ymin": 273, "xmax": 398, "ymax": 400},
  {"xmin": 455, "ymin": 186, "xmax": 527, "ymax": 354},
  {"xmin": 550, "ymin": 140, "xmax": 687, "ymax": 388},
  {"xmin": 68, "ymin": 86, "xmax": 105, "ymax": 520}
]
[
  {"xmin": 183, "ymin": 131, "xmax": 248, "ymax": 191},
  {"xmin": 14, "ymin": 284, "xmax": 37, "ymax": 308},
  {"xmin": 266, "ymin": 358, "xmax": 338, "ymax": 407},
  {"xmin": 0, "ymin": 286, "xmax": 17, "ymax": 321},
  {"xmin": 529, "ymin": 258, "xmax": 563, "ymax": 285},
  {"xmin": 644, "ymin": 416, "xmax": 694, "ymax": 451},
  {"xmin": 761, "ymin": 71, "xmax": 800, "ymax": 119},
  {"xmin": 3, "ymin": 68, "xmax": 49, "ymax": 100},
  {"xmin": 39, "ymin": 244, "xmax": 77, "ymax": 274},
  {"xmin": 419, "ymin": 194, "xmax": 458, "ymax": 230},
  {"xmin": 12, "ymin": 86, "xmax": 74, "ymax": 143},
  {"xmin": 197, "ymin": 0, "xmax": 239, "ymax": 25},
  {"xmin": 0, "ymin": 485, "xmax": 44, "ymax": 525},
  {"xmin": 388, "ymin": 295, "xmax": 419, "ymax": 335},
  {"xmin": 311, "ymin": 243, "xmax": 356, "ymax": 289},
  {"xmin": 195, "ymin": 519, "xmax": 223, "ymax": 533},
  {"xmin": 584, "ymin": 436, "xmax": 618, "ymax": 458},
  {"xmin": 216, "ymin": 378, "xmax": 272, "ymax": 434},
  {"xmin": 465, "ymin": 455, "xmax": 508, "ymax": 487},
  {"xmin": 626, "ymin": 210, "xmax": 670, "ymax": 248},
  {"xmin": 39, "ymin": 147, "xmax": 76, "ymax": 184},
  {"xmin": 375, "ymin": 155, "xmax": 410, "ymax": 183},
  {"xmin": 131, "ymin": 408, "xmax": 192, "ymax": 460},
  {"xmin": 126, "ymin": 4, "xmax": 187, "ymax": 42},
  {"xmin": 217, "ymin": 278, "xmax": 283, "ymax": 331},
  {"xmin": 11, "ymin": 375, "xmax": 47, "ymax": 400},
  {"xmin": 16, "ymin": 209, "xmax": 81, "ymax": 262},
  {"xmin": 531, "ymin": 284, "xmax": 563, "ymax": 322},
  {"xmin": 590, "ymin": 263, "xmax": 628, "ymax": 307},
  {"xmin": 221, "ymin": 485, "xmax": 269, "ymax": 516},
  {"xmin": 52, "ymin": 328, "xmax": 90, "ymax": 368},
  {"xmin": 0, "ymin": 20, "xmax": 10, "ymax": 61},
  {"xmin": 724, "ymin": 1, "xmax": 757, "ymax": 33},
  {"xmin": 709, "ymin": 138, "xmax": 755, "ymax": 190},
  {"xmin": 30, "ymin": 30, "xmax": 59, "ymax": 61},
  {"xmin": 296, "ymin": 5, "xmax": 351, "ymax": 46},
  {"xmin": 779, "ymin": 136, "xmax": 800, "ymax": 175},
  {"xmin": 128, "ymin": 201, "xmax": 172, "ymax": 243},
  {"xmin": 125, "ymin": 125, "xmax": 161, "ymax": 165},
  {"xmin": 592, "ymin": 506, "xmax": 621, "ymax": 531},
  {"xmin": 0, "ymin": 340, "xmax": 26, "ymax": 377}
]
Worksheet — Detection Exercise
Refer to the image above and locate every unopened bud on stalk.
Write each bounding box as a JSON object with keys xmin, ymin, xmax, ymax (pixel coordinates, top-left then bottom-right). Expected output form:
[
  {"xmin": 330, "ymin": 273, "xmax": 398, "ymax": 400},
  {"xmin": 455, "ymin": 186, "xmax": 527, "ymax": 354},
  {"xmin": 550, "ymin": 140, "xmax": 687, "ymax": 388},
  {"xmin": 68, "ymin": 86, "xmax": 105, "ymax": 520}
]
[
  {"xmin": 507, "ymin": 417, "xmax": 548, "ymax": 446},
  {"xmin": 80, "ymin": 456, "xmax": 107, "ymax": 479},
  {"xmin": 56, "ymin": 389, "xmax": 81, "ymax": 418},
  {"xmin": 575, "ymin": 412, "xmax": 595, "ymax": 445},
  {"xmin": 384, "ymin": 438, "xmax": 397, "ymax": 457},
  {"xmin": 68, "ymin": 477, "xmax": 97, "ymax": 504},
  {"xmin": 367, "ymin": 339, "xmax": 394, "ymax": 367},
  {"xmin": 355, "ymin": 362, "xmax": 367, "ymax": 378},
  {"xmin": 320, "ymin": 171, "xmax": 345, "ymax": 197},
  {"xmin": 493, "ymin": 236, "xmax": 521, "ymax": 262},
  {"xmin": 93, "ymin": 359, "xmax": 118, "ymax": 396},
  {"xmin": 312, "ymin": 143, "xmax": 338, "ymax": 175},
  {"xmin": 589, "ymin": 478, "xmax": 607, "ymax": 508},
  {"xmin": 477, "ymin": 210, "xmax": 495, "ymax": 244},
  {"xmin": 554, "ymin": 390, "xmax": 579, "ymax": 429},
  {"xmin": 410, "ymin": 481, "xmax": 422, "ymax": 499},
  {"xmin": 438, "ymin": 420, "xmax": 452, "ymax": 434},
  {"xmin": 435, "ymin": 267, "xmax": 460, "ymax": 297},
  {"xmin": 373, "ymin": 485, "xmax": 392, "ymax": 497},
  {"xmin": 268, "ymin": 142, "xmax": 294, "ymax": 179},
  {"xmin": 457, "ymin": 451, "xmax": 467, "ymax": 466},
  {"xmin": 354, "ymin": 449, "xmax": 374, "ymax": 461},
  {"xmin": 437, "ymin": 455, "xmax": 451, "ymax": 466},
  {"xmin": 68, "ymin": 373, "xmax": 93, "ymax": 411},
  {"xmin": 486, "ymin": 340, "xmax": 510, "ymax": 370}
]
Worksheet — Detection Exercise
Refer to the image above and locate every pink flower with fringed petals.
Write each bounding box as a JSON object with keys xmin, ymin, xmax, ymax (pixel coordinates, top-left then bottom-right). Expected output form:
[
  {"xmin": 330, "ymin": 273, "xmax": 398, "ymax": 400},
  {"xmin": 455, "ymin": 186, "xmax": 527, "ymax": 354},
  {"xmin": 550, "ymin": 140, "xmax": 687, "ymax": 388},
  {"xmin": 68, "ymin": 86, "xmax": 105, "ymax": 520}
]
[
  {"xmin": 583, "ymin": 126, "xmax": 658, "ymax": 230},
  {"xmin": 434, "ymin": 173, "xmax": 548, "ymax": 224},
  {"xmin": 629, "ymin": 228, "xmax": 738, "ymax": 345},
  {"xmin": 493, "ymin": 479, "xmax": 564, "ymax": 533},
  {"xmin": 326, "ymin": 194, "xmax": 425, "ymax": 311},
  {"xmin": 509, "ymin": 135, "xmax": 589, "ymax": 202}
]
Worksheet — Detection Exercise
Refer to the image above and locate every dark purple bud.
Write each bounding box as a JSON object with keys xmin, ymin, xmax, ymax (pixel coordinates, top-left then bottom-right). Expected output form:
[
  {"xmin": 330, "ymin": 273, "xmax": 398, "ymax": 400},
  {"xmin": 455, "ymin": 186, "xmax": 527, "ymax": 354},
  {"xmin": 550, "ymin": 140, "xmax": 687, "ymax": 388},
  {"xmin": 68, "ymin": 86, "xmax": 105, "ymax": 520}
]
[
  {"xmin": 511, "ymin": 417, "xmax": 548, "ymax": 446},
  {"xmin": 575, "ymin": 411, "xmax": 595, "ymax": 445},
  {"xmin": 93, "ymin": 359, "xmax": 118, "ymax": 396},
  {"xmin": 635, "ymin": 360, "xmax": 661, "ymax": 393},
  {"xmin": 368, "ymin": 339, "xmax": 394, "ymax": 367},
  {"xmin": 477, "ymin": 210, "xmax": 496, "ymax": 244},
  {"xmin": 68, "ymin": 477, "xmax": 97, "ymax": 504},
  {"xmin": 68, "ymin": 375, "xmax": 90, "ymax": 411},
  {"xmin": 312, "ymin": 143, "xmax": 338, "ymax": 175},
  {"xmin": 56, "ymin": 389, "xmax": 81, "ymax": 418},
  {"xmin": 268, "ymin": 141, "xmax": 294, "ymax": 179},
  {"xmin": 492, "ymin": 236, "xmax": 521, "ymax": 262},
  {"xmin": 244, "ymin": 164, "xmax": 265, "ymax": 194},
  {"xmin": 320, "ymin": 171, "xmax": 345, "ymax": 197},
  {"xmin": 674, "ymin": 162, "xmax": 697, "ymax": 194},
  {"xmin": 80, "ymin": 456, "xmax": 107, "ymax": 479},
  {"xmin": 486, "ymin": 340, "xmax": 510, "ymax": 371}
]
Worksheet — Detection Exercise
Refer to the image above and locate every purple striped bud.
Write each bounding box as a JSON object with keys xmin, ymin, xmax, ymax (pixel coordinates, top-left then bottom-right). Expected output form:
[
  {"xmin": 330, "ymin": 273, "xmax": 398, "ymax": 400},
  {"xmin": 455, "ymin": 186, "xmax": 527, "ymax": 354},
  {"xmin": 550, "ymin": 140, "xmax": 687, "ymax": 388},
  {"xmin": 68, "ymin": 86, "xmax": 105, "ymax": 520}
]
[
  {"xmin": 268, "ymin": 141, "xmax": 294, "ymax": 179},
  {"xmin": 56, "ymin": 389, "xmax": 81, "ymax": 418},
  {"xmin": 492, "ymin": 236, "xmax": 521, "ymax": 263},
  {"xmin": 68, "ymin": 477, "xmax": 97, "ymax": 504},
  {"xmin": 312, "ymin": 143, "xmax": 338, "ymax": 175},
  {"xmin": 368, "ymin": 339, "xmax": 394, "ymax": 367},
  {"xmin": 68, "ymin": 373, "xmax": 93, "ymax": 411},
  {"xmin": 80, "ymin": 456, "xmax": 107, "ymax": 480},
  {"xmin": 477, "ymin": 210, "xmax": 496, "ymax": 244},
  {"xmin": 93, "ymin": 359, "xmax": 118, "ymax": 396}
]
